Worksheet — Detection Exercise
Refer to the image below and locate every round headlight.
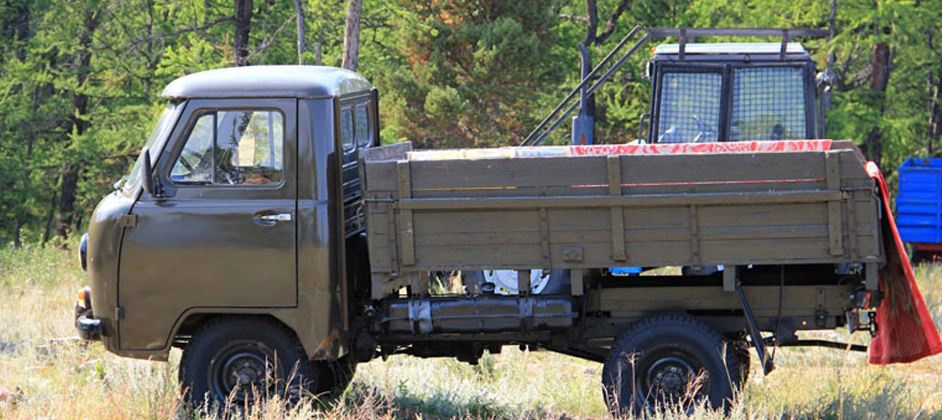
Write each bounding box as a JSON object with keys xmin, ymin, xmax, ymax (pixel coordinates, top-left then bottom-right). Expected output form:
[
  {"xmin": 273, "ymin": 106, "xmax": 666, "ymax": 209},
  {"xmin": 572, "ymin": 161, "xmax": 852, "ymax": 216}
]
[{"xmin": 79, "ymin": 233, "xmax": 88, "ymax": 271}]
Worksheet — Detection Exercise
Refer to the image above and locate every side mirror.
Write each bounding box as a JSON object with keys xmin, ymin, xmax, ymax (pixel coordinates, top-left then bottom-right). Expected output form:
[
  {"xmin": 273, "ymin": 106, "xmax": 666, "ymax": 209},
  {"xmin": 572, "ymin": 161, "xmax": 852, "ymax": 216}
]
[
  {"xmin": 141, "ymin": 147, "xmax": 155, "ymax": 196},
  {"xmin": 638, "ymin": 113, "xmax": 650, "ymax": 143},
  {"xmin": 815, "ymin": 71, "xmax": 833, "ymax": 110}
]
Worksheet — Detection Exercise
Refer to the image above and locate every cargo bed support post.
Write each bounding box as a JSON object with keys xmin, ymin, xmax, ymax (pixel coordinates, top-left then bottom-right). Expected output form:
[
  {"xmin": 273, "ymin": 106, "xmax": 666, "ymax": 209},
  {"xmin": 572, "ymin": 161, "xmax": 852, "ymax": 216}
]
[
  {"xmin": 608, "ymin": 155, "xmax": 627, "ymax": 262},
  {"xmin": 736, "ymin": 278, "xmax": 776, "ymax": 375}
]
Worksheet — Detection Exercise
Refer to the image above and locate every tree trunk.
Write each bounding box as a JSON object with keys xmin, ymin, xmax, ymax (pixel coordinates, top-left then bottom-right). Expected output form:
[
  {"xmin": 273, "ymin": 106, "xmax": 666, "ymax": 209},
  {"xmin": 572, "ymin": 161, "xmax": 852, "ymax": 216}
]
[
  {"xmin": 864, "ymin": 42, "xmax": 891, "ymax": 167},
  {"xmin": 341, "ymin": 0, "xmax": 362, "ymax": 71},
  {"xmin": 315, "ymin": 40, "xmax": 323, "ymax": 65},
  {"xmin": 234, "ymin": 0, "xmax": 253, "ymax": 66},
  {"xmin": 143, "ymin": 0, "xmax": 154, "ymax": 101},
  {"xmin": 293, "ymin": 0, "xmax": 306, "ymax": 64},
  {"xmin": 930, "ymin": 72, "xmax": 941, "ymax": 155},
  {"xmin": 43, "ymin": 187, "xmax": 57, "ymax": 245},
  {"xmin": 928, "ymin": 29, "xmax": 941, "ymax": 155},
  {"xmin": 55, "ymin": 9, "xmax": 98, "ymax": 245},
  {"xmin": 583, "ymin": 0, "xmax": 598, "ymax": 46}
]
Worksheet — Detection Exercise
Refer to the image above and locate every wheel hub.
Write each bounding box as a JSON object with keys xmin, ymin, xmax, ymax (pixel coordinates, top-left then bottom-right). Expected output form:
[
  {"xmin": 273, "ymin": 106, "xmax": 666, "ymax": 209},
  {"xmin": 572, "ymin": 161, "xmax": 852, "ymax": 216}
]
[
  {"xmin": 214, "ymin": 348, "xmax": 276, "ymax": 402},
  {"xmin": 646, "ymin": 357, "xmax": 697, "ymax": 399}
]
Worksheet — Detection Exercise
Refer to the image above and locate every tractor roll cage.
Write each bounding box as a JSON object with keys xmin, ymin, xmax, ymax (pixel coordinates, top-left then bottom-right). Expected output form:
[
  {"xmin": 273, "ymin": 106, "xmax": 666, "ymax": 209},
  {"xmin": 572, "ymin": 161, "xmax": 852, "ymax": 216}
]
[{"xmin": 521, "ymin": 27, "xmax": 830, "ymax": 147}]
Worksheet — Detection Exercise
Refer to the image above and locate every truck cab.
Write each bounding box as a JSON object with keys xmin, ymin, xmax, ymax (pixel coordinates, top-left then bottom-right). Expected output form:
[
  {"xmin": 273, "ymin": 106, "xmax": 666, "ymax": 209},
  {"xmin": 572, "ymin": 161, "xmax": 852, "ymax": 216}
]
[
  {"xmin": 646, "ymin": 42, "xmax": 828, "ymax": 143},
  {"xmin": 77, "ymin": 65, "xmax": 374, "ymax": 373}
]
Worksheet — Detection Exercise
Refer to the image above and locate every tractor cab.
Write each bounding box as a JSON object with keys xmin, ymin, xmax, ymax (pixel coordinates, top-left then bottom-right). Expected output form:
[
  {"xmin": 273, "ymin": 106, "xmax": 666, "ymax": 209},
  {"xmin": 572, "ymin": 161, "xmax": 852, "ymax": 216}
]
[
  {"xmin": 646, "ymin": 42, "xmax": 827, "ymax": 143},
  {"xmin": 521, "ymin": 27, "xmax": 832, "ymax": 147}
]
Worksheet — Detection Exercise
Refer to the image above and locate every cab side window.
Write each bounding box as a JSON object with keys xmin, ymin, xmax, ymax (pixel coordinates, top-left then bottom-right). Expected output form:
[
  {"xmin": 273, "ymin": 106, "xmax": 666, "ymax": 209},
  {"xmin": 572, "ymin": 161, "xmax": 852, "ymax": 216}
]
[
  {"xmin": 171, "ymin": 110, "xmax": 284, "ymax": 186},
  {"xmin": 355, "ymin": 104, "xmax": 372, "ymax": 148},
  {"xmin": 171, "ymin": 114, "xmax": 214, "ymax": 184},
  {"xmin": 340, "ymin": 108, "xmax": 355, "ymax": 152}
]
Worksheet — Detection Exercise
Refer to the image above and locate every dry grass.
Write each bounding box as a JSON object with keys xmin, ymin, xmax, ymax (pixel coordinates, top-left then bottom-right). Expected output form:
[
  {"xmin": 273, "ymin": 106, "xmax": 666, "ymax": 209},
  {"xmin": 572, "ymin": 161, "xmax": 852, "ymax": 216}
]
[{"xmin": 1, "ymin": 244, "xmax": 941, "ymax": 419}]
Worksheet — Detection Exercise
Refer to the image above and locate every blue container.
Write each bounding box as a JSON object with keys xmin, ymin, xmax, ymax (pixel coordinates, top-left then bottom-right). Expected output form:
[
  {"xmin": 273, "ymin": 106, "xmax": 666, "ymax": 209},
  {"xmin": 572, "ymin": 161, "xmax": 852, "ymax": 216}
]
[{"xmin": 897, "ymin": 157, "xmax": 942, "ymax": 245}]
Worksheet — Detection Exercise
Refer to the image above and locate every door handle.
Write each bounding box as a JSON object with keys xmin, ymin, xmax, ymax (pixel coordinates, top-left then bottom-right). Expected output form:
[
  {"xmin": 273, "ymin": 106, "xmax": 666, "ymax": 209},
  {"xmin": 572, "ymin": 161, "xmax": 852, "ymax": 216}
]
[{"xmin": 255, "ymin": 212, "xmax": 292, "ymax": 223}]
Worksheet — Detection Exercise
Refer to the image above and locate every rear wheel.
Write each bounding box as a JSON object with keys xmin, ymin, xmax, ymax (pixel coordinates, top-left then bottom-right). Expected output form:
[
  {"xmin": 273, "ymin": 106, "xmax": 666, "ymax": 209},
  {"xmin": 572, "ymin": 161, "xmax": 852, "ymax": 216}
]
[
  {"xmin": 601, "ymin": 315, "xmax": 743, "ymax": 416},
  {"xmin": 179, "ymin": 317, "xmax": 323, "ymax": 409}
]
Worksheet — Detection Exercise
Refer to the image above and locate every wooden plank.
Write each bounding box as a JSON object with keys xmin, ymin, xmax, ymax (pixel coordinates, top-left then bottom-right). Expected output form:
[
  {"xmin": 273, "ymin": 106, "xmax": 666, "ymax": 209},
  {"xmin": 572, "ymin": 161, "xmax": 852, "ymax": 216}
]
[
  {"xmin": 398, "ymin": 190, "xmax": 844, "ymax": 210},
  {"xmin": 397, "ymin": 160, "xmax": 416, "ymax": 266},
  {"xmin": 608, "ymin": 155, "xmax": 627, "ymax": 261},
  {"xmin": 826, "ymin": 151, "xmax": 844, "ymax": 256},
  {"xmin": 518, "ymin": 269, "xmax": 531, "ymax": 295},
  {"xmin": 723, "ymin": 265, "xmax": 737, "ymax": 292},
  {"xmin": 571, "ymin": 268, "xmax": 584, "ymax": 296},
  {"xmin": 360, "ymin": 141, "xmax": 412, "ymax": 162},
  {"xmin": 698, "ymin": 203, "xmax": 827, "ymax": 227},
  {"xmin": 363, "ymin": 149, "xmax": 872, "ymax": 196}
]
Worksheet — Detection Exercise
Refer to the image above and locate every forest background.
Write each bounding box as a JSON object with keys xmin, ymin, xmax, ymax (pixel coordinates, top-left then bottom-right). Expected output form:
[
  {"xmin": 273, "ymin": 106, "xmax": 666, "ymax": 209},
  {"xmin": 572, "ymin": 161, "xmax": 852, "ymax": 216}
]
[{"xmin": 0, "ymin": 0, "xmax": 939, "ymax": 247}]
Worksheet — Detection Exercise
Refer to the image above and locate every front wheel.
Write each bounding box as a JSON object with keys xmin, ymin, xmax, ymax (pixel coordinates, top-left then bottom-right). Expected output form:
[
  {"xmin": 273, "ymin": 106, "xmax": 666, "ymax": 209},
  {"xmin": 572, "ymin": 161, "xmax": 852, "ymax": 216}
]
[
  {"xmin": 601, "ymin": 315, "xmax": 743, "ymax": 416},
  {"xmin": 179, "ymin": 317, "xmax": 323, "ymax": 409}
]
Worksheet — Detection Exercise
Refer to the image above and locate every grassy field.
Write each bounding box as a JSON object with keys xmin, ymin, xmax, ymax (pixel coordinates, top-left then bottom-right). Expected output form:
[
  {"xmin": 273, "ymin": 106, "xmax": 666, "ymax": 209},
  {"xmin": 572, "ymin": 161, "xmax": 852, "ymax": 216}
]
[{"xmin": 1, "ymin": 244, "xmax": 941, "ymax": 419}]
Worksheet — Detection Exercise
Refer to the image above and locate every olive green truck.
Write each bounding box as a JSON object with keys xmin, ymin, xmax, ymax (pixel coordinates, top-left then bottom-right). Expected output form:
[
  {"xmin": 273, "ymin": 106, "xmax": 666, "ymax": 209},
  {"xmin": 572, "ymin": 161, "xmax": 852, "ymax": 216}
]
[{"xmin": 74, "ymin": 65, "xmax": 937, "ymax": 414}]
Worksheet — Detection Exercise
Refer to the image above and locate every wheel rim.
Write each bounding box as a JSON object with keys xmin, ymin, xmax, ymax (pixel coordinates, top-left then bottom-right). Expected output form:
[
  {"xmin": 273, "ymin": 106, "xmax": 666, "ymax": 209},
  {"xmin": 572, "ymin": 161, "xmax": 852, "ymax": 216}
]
[
  {"xmin": 208, "ymin": 341, "xmax": 281, "ymax": 404},
  {"xmin": 634, "ymin": 349, "xmax": 707, "ymax": 411},
  {"xmin": 483, "ymin": 269, "xmax": 551, "ymax": 294}
]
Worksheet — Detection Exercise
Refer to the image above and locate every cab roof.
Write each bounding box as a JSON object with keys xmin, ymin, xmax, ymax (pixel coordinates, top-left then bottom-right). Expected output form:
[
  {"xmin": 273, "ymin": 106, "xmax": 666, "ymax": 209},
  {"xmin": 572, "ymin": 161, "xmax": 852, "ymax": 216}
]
[
  {"xmin": 161, "ymin": 65, "xmax": 372, "ymax": 100},
  {"xmin": 654, "ymin": 42, "xmax": 807, "ymax": 55},
  {"xmin": 651, "ymin": 42, "xmax": 813, "ymax": 63}
]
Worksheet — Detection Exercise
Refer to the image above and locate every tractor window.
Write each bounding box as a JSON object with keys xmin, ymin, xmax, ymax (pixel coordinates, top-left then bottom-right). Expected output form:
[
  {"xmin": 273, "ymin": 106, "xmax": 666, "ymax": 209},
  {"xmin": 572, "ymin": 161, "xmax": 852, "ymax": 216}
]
[
  {"xmin": 730, "ymin": 67, "xmax": 806, "ymax": 141},
  {"xmin": 656, "ymin": 71, "xmax": 722, "ymax": 143}
]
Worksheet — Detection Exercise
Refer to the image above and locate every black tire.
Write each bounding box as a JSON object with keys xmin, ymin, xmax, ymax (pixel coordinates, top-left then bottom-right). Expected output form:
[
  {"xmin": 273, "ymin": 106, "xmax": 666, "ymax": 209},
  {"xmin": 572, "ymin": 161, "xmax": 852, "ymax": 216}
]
[
  {"xmin": 460, "ymin": 269, "xmax": 570, "ymax": 295},
  {"xmin": 734, "ymin": 341, "xmax": 751, "ymax": 385},
  {"xmin": 910, "ymin": 248, "xmax": 925, "ymax": 266},
  {"xmin": 179, "ymin": 317, "xmax": 322, "ymax": 409},
  {"xmin": 601, "ymin": 315, "xmax": 743, "ymax": 416},
  {"xmin": 322, "ymin": 355, "xmax": 357, "ymax": 396}
]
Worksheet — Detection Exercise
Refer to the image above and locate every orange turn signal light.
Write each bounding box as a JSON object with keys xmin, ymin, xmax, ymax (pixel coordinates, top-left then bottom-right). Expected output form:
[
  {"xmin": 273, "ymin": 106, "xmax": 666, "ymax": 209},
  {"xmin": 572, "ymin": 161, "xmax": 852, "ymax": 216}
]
[{"xmin": 77, "ymin": 287, "xmax": 91, "ymax": 309}]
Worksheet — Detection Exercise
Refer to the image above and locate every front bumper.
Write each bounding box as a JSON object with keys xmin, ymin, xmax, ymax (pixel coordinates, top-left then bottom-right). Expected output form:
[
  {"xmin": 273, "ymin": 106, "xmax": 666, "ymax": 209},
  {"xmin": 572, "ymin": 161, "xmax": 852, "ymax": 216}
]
[{"xmin": 74, "ymin": 303, "xmax": 101, "ymax": 341}]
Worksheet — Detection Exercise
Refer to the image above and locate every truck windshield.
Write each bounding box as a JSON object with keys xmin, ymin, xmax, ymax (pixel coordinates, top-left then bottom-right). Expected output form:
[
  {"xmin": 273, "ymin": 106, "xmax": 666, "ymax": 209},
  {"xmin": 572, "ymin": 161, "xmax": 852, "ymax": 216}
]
[
  {"xmin": 655, "ymin": 66, "xmax": 808, "ymax": 143},
  {"xmin": 729, "ymin": 67, "xmax": 806, "ymax": 141},
  {"xmin": 656, "ymin": 70, "xmax": 721, "ymax": 143},
  {"xmin": 121, "ymin": 103, "xmax": 179, "ymax": 190}
]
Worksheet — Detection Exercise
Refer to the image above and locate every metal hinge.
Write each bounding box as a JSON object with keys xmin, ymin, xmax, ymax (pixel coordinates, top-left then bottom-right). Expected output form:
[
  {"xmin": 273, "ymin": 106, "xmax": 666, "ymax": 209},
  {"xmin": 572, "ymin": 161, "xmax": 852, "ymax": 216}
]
[
  {"xmin": 115, "ymin": 306, "xmax": 125, "ymax": 320},
  {"xmin": 117, "ymin": 214, "xmax": 137, "ymax": 228}
]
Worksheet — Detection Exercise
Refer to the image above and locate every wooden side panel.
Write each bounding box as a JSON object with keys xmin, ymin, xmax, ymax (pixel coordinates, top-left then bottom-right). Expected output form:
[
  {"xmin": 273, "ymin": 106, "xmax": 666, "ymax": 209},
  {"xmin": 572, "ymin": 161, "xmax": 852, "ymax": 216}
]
[{"xmin": 361, "ymin": 145, "xmax": 885, "ymax": 293}]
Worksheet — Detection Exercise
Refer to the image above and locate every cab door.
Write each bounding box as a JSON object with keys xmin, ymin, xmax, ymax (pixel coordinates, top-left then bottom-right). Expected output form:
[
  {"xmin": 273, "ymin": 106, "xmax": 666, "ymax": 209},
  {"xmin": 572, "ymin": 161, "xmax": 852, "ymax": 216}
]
[{"xmin": 118, "ymin": 98, "xmax": 297, "ymax": 351}]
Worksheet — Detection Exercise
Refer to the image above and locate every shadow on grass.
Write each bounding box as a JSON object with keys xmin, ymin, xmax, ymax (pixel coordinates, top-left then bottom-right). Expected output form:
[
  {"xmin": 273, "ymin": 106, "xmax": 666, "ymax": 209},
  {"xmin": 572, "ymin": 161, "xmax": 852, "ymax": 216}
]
[{"xmin": 340, "ymin": 381, "xmax": 568, "ymax": 420}]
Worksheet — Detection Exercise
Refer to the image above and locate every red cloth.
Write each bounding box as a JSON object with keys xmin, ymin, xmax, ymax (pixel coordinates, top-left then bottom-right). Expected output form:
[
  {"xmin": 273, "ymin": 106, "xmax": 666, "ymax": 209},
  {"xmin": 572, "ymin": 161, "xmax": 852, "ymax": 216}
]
[
  {"xmin": 515, "ymin": 139, "xmax": 834, "ymax": 156},
  {"xmin": 866, "ymin": 162, "xmax": 942, "ymax": 364}
]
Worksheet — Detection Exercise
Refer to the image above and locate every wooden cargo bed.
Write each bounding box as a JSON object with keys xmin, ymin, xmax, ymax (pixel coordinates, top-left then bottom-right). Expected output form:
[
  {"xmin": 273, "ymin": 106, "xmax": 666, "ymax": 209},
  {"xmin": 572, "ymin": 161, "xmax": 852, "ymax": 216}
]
[{"xmin": 359, "ymin": 140, "xmax": 884, "ymax": 298}]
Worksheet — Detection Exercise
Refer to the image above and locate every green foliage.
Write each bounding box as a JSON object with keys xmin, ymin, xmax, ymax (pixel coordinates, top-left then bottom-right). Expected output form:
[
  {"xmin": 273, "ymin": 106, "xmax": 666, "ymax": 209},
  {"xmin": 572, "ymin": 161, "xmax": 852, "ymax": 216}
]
[
  {"xmin": 373, "ymin": 0, "xmax": 567, "ymax": 148},
  {"xmin": 0, "ymin": 0, "xmax": 941, "ymax": 244}
]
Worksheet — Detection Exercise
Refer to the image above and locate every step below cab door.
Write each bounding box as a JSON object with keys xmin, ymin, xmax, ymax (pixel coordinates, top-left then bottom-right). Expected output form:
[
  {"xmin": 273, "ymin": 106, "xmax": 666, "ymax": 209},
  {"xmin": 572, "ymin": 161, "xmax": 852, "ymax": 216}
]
[{"xmin": 118, "ymin": 98, "xmax": 298, "ymax": 351}]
